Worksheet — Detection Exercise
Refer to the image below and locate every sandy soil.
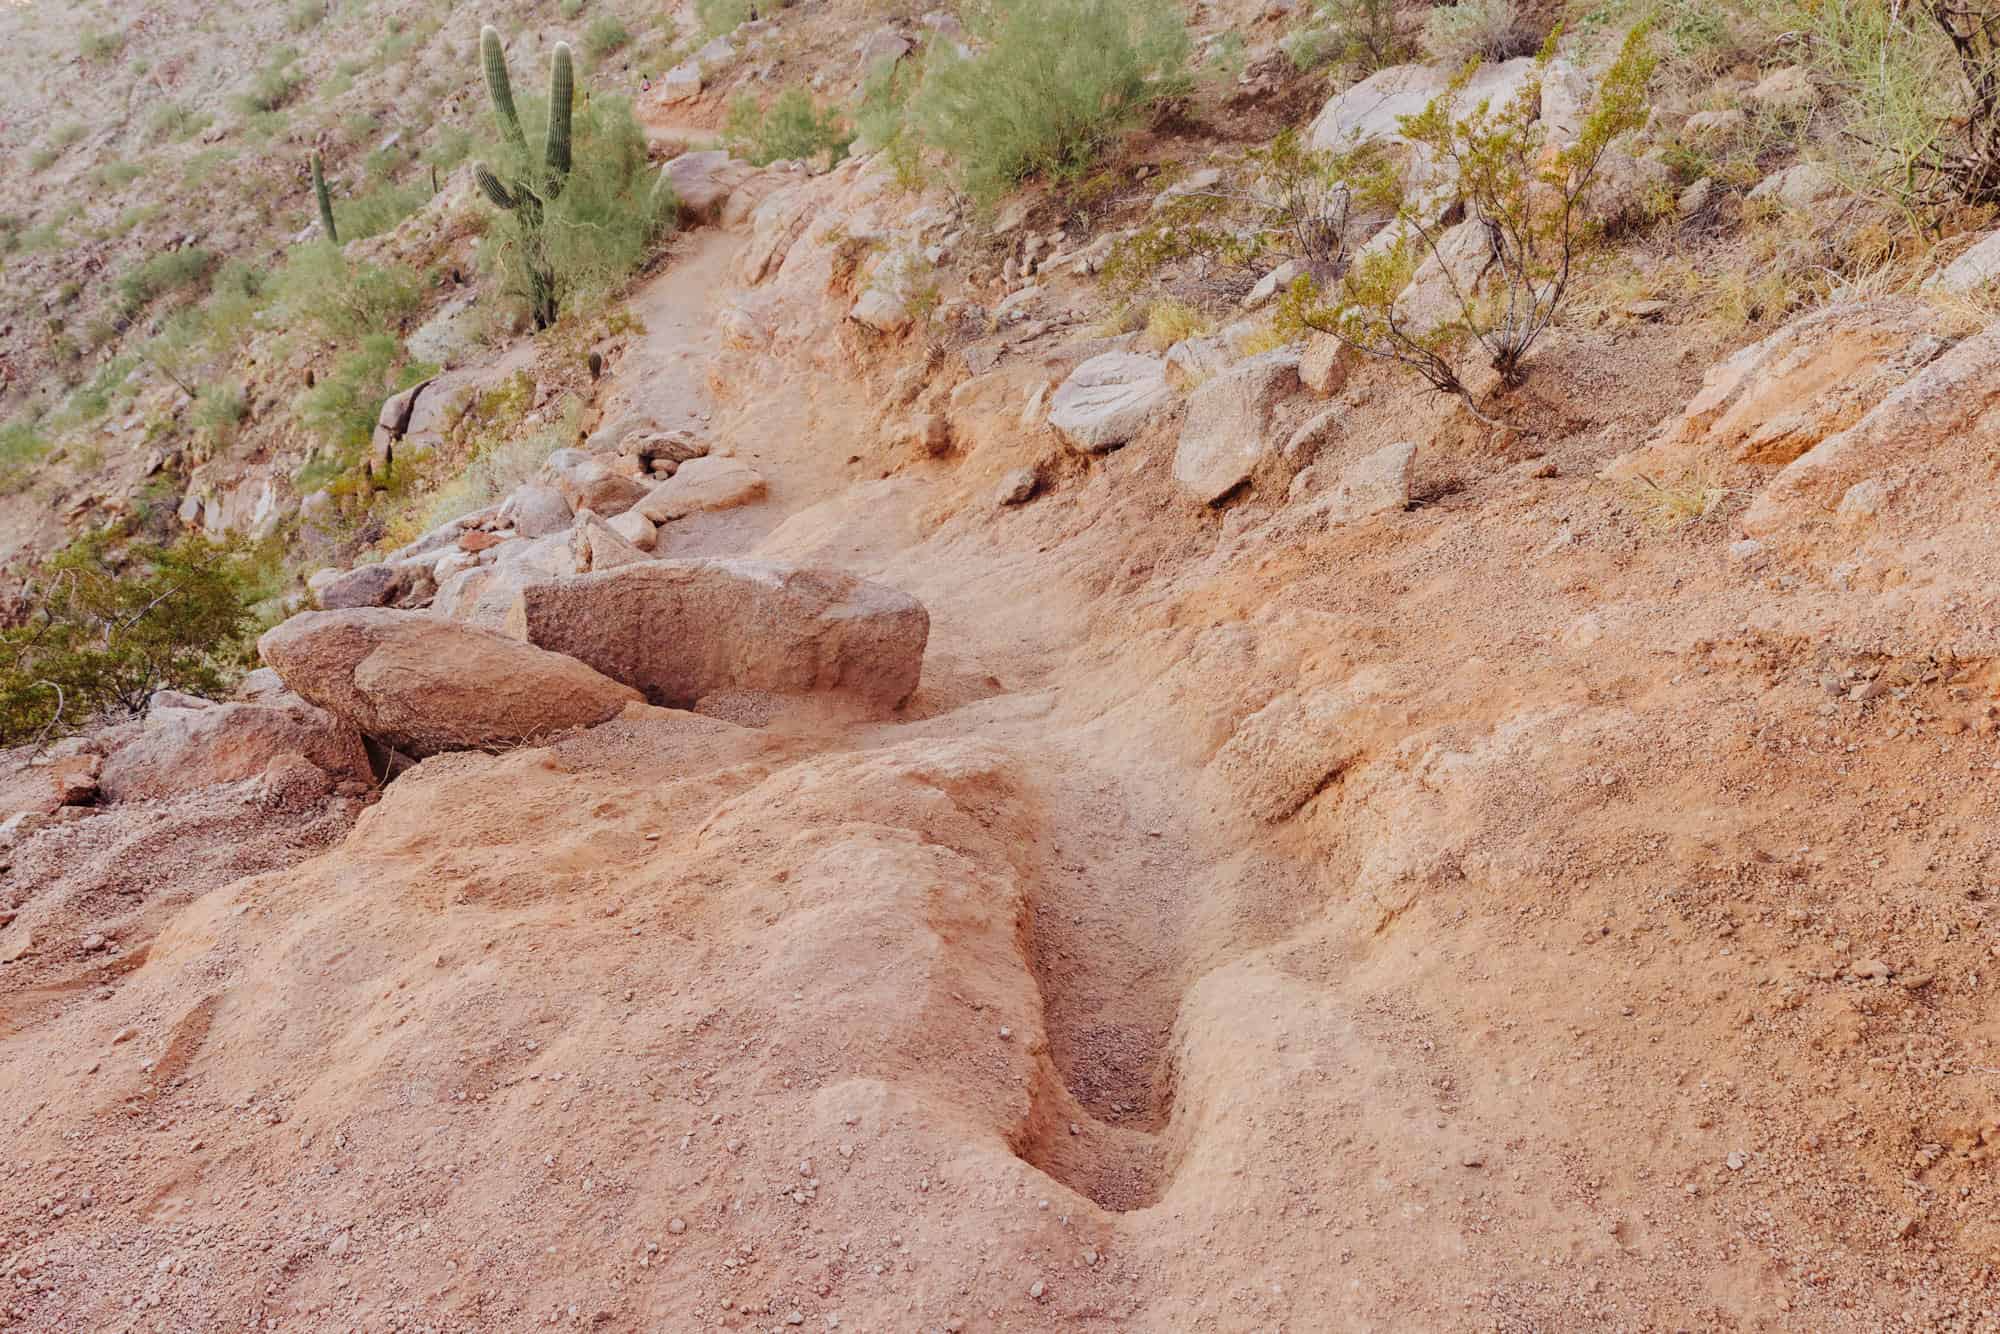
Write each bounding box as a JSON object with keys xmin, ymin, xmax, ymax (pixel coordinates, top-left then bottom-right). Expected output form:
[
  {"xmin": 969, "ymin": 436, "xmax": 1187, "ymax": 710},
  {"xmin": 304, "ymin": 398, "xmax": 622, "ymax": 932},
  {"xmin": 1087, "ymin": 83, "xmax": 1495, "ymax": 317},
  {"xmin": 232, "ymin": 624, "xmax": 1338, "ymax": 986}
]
[{"xmin": 7, "ymin": 211, "xmax": 2000, "ymax": 1334}]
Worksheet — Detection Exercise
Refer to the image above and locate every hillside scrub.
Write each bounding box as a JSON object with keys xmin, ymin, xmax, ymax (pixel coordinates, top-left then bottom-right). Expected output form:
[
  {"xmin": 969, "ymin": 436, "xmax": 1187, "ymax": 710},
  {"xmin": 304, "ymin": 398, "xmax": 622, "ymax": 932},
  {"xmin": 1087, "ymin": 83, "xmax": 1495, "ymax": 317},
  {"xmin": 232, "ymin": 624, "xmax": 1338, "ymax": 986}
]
[
  {"xmin": 1803, "ymin": 0, "xmax": 2000, "ymax": 226},
  {"xmin": 1283, "ymin": 26, "xmax": 1656, "ymax": 422},
  {"xmin": 0, "ymin": 533, "xmax": 267, "ymax": 747},
  {"xmin": 727, "ymin": 87, "xmax": 853, "ymax": 166},
  {"xmin": 906, "ymin": 0, "xmax": 1192, "ymax": 205}
]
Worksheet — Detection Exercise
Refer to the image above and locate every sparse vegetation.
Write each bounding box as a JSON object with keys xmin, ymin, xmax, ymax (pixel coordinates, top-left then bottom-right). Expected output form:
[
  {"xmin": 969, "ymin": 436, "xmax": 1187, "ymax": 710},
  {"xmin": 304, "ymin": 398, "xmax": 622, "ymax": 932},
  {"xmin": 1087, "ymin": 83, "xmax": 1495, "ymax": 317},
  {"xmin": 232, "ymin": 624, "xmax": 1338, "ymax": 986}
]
[
  {"xmin": 236, "ymin": 50, "xmax": 304, "ymax": 115},
  {"xmin": 1422, "ymin": 0, "xmax": 1538, "ymax": 64},
  {"xmin": 116, "ymin": 248, "xmax": 218, "ymax": 317},
  {"xmin": 584, "ymin": 15, "xmax": 631, "ymax": 61},
  {"xmin": 1282, "ymin": 28, "xmax": 1655, "ymax": 424},
  {"xmin": 78, "ymin": 27, "xmax": 126, "ymax": 62},
  {"xmin": 1286, "ymin": 0, "xmax": 1409, "ymax": 74},
  {"xmin": 906, "ymin": 0, "xmax": 1191, "ymax": 206},
  {"xmin": 149, "ymin": 102, "xmax": 213, "ymax": 144},
  {"xmin": 297, "ymin": 333, "xmax": 434, "ymax": 458},
  {"xmin": 697, "ymin": 0, "xmax": 752, "ymax": 39},
  {"xmin": 0, "ymin": 416, "xmax": 51, "ymax": 494}
]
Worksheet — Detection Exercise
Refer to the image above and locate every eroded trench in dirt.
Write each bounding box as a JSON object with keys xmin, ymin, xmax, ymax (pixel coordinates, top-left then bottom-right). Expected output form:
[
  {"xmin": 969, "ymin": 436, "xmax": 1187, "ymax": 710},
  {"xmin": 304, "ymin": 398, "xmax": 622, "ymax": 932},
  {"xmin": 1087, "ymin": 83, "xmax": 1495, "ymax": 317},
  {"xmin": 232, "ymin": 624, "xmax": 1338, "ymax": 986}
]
[{"xmin": 1001, "ymin": 761, "xmax": 1197, "ymax": 1214}]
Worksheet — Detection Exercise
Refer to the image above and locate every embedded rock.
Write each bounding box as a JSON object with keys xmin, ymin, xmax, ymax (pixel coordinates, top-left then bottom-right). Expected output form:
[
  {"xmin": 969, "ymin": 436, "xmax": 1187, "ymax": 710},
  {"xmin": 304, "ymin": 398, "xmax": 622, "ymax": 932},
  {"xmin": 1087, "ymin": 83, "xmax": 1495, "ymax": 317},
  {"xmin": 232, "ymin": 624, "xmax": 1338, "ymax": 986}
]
[
  {"xmin": 636, "ymin": 456, "xmax": 768, "ymax": 523},
  {"xmin": 1171, "ymin": 350, "xmax": 1303, "ymax": 503},
  {"xmin": 258, "ymin": 609, "xmax": 643, "ymax": 757},
  {"xmin": 1047, "ymin": 352, "xmax": 1174, "ymax": 453},
  {"xmin": 541, "ymin": 449, "xmax": 649, "ymax": 518},
  {"xmin": 504, "ymin": 559, "xmax": 929, "ymax": 712},
  {"xmin": 98, "ymin": 699, "xmax": 371, "ymax": 802}
]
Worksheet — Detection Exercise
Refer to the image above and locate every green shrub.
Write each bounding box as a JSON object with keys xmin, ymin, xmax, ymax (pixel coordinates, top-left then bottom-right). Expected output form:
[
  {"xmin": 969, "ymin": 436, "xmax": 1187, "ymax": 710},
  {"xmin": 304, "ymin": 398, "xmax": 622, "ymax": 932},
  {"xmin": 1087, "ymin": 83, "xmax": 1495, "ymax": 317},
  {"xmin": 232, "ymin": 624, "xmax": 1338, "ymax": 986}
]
[
  {"xmin": 727, "ymin": 87, "xmax": 852, "ymax": 166},
  {"xmin": 270, "ymin": 245, "xmax": 423, "ymax": 342},
  {"xmin": 427, "ymin": 125, "xmax": 474, "ymax": 170},
  {"xmin": 1803, "ymin": 0, "xmax": 2000, "ymax": 224},
  {"xmin": 149, "ymin": 101, "xmax": 213, "ymax": 143},
  {"xmin": 28, "ymin": 147, "xmax": 57, "ymax": 173},
  {"xmin": 290, "ymin": 0, "xmax": 326, "ymax": 32},
  {"xmin": 235, "ymin": 53, "xmax": 303, "ymax": 114},
  {"xmin": 697, "ymin": 0, "xmax": 752, "ymax": 38},
  {"xmin": 907, "ymin": 0, "xmax": 1191, "ymax": 206},
  {"xmin": 0, "ymin": 533, "xmax": 266, "ymax": 745},
  {"xmin": 0, "ymin": 416, "xmax": 51, "ymax": 493},
  {"xmin": 183, "ymin": 147, "xmax": 237, "ymax": 187},
  {"xmin": 585, "ymin": 15, "xmax": 631, "ymax": 60},
  {"xmin": 192, "ymin": 383, "xmax": 250, "ymax": 450},
  {"xmin": 561, "ymin": 0, "xmax": 587, "ymax": 15},
  {"xmin": 335, "ymin": 179, "xmax": 430, "ymax": 240},
  {"xmin": 296, "ymin": 333, "xmax": 434, "ymax": 456},
  {"xmin": 92, "ymin": 159, "xmax": 145, "ymax": 190},
  {"xmin": 1422, "ymin": 0, "xmax": 1538, "ymax": 64},
  {"xmin": 1287, "ymin": 0, "xmax": 1409, "ymax": 74},
  {"xmin": 116, "ymin": 247, "xmax": 217, "ymax": 316},
  {"xmin": 79, "ymin": 27, "xmax": 125, "ymax": 61},
  {"xmin": 51, "ymin": 122, "xmax": 87, "ymax": 149}
]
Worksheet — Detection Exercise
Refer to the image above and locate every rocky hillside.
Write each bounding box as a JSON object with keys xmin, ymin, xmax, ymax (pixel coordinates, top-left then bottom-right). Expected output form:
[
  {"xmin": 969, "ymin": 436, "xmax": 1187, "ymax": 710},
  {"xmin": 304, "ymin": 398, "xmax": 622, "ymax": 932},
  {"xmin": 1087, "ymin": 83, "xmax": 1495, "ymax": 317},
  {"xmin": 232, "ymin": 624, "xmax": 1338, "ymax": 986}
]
[{"xmin": 6, "ymin": 0, "xmax": 2000, "ymax": 1328}]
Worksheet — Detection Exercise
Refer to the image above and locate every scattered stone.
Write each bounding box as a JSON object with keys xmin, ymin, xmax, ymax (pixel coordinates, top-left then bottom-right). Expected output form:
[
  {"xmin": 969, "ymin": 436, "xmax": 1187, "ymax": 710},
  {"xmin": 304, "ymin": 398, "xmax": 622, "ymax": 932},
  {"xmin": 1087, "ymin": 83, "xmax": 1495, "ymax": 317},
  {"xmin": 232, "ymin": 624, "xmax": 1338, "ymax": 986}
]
[
  {"xmin": 1303, "ymin": 440, "xmax": 1416, "ymax": 525},
  {"xmin": 636, "ymin": 456, "xmax": 768, "ymax": 524},
  {"xmin": 1298, "ymin": 334, "xmax": 1353, "ymax": 396},
  {"xmin": 1678, "ymin": 176, "xmax": 1715, "ymax": 215},
  {"xmin": 668, "ymin": 1217, "xmax": 687, "ymax": 1235},
  {"xmin": 1683, "ymin": 108, "xmax": 1747, "ymax": 144},
  {"xmin": 1725, "ymin": 1151, "xmax": 1747, "ymax": 1171},
  {"xmin": 569, "ymin": 510, "xmax": 652, "ymax": 573},
  {"xmin": 98, "ymin": 699, "xmax": 370, "ymax": 802},
  {"xmin": 607, "ymin": 509, "xmax": 659, "ymax": 552},
  {"xmin": 501, "ymin": 482, "xmax": 576, "ymax": 539},
  {"xmin": 1028, "ymin": 1280, "xmax": 1046, "ymax": 1301},
  {"xmin": 994, "ymin": 467, "xmax": 1037, "ymax": 507},
  {"xmin": 542, "ymin": 449, "xmax": 649, "ymax": 518}
]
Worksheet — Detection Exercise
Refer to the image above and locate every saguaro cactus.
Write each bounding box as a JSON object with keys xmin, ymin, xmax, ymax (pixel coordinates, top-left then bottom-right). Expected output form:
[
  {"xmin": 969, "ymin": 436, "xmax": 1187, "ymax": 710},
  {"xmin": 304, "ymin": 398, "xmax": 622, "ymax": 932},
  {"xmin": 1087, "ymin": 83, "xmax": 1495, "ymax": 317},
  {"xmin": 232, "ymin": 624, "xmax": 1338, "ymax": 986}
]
[
  {"xmin": 471, "ymin": 27, "xmax": 573, "ymax": 330},
  {"xmin": 311, "ymin": 151, "xmax": 338, "ymax": 245}
]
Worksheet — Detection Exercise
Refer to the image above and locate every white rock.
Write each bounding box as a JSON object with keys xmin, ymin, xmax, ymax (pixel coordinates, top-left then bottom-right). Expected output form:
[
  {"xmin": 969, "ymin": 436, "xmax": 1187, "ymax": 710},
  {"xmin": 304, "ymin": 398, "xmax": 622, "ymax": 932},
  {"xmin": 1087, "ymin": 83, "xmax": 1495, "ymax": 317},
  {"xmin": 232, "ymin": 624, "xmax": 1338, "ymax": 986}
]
[{"xmin": 1046, "ymin": 352, "xmax": 1174, "ymax": 454}]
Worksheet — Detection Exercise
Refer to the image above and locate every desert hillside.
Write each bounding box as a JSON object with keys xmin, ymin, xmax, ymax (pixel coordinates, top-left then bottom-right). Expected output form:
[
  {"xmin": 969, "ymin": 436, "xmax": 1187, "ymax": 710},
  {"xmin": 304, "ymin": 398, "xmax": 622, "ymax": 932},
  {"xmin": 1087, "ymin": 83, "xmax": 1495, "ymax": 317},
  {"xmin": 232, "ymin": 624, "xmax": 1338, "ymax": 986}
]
[{"xmin": 5, "ymin": 0, "xmax": 2000, "ymax": 1329}]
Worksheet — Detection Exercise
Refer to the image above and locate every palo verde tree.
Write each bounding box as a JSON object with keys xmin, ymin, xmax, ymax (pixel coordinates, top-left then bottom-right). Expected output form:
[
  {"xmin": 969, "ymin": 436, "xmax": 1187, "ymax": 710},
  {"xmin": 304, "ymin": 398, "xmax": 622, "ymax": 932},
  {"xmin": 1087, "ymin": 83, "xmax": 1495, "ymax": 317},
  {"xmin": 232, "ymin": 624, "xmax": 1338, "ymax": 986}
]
[
  {"xmin": 1279, "ymin": 24, "xmax": 1655, "ymax": 426},
  {"xmin": 470, "ymin": 26, "xmax": 677, "ymax": 330}
]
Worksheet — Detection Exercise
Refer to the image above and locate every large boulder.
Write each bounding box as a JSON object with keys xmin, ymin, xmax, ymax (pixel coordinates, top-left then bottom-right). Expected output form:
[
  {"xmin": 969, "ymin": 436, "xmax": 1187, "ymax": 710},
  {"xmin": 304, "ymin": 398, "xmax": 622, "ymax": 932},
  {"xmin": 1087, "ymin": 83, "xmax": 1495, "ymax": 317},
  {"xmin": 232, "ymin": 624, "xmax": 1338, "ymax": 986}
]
[
  {"xmin": 1393, "ymin": 219, "xmax": 1495, "ymax": 335},
  {"xmin": 258, "ymin": 609, "xmax": 643, "ymax": 757},
  {"xmin": 1047, "ymin": 352, "xmax": 1174, "ymax": 453},
  {"xmin": 1171, "ymin": 350, "xmax": 1303, "ymax": 503},
  {"xmin": 541, "ymin": 448, "xmax": 649, "ymax": 518},
  {"xmin": 569, "ymin": 511, "xmax": 652, "ymax": 573},
  {"xmin": 1926, "ymin": 229, "xmax": 2000, "ymax": 295},
  {"xmin": 504, "ymin": 559, "xmax": 929, "ymax": 712},
  {"xmin": 660, "ymin": 150, "xmax": 758, "ymax": 227},
  {"xmin": 636, "ymin": 456, "xmax": 768, "ymax": 523},
  {"xmin": 98, "ymin": 699, "xmax": 371, "ymax": 803}
]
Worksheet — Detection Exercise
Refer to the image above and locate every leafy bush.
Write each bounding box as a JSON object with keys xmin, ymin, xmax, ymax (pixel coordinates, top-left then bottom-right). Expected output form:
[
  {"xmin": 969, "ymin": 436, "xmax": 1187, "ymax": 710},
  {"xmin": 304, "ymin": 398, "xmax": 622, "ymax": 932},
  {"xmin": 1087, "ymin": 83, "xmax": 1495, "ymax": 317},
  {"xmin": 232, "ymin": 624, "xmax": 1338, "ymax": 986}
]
[
  {"xmin": 1421, "ymin": 0, "xmax": 1538, "ymax": 64},
  {"xmin": 296, "ymin": 333, "xmax": 434, "ymax": 456},
  {"xmin": 334, "ymin": 179, "xmax": 430, "ymax": 241},
  {"xmin": 149, "ymin": 101, "xmax": 213, "ymax": 143},
  {"xmin": 1804, "ymin": 0, "xmax": 2000, "ymax": 225},
  {"xmin": 907, "ymin": 0, "xmax": 1191, "ymax": 206},
  {"xmin": 727, "ymin": 87, "xmax": 852, "ymax": 165},
  {"xmin": 192, "ymin": 383, "xmax": 249, "ymax": 450},
  {"xmin": 585, "ymin": 15, "xmax": 631, "ymax": 60},
  {"xmin": 116, "ymin": 247, "xmax": 217, "ymax": 316},
  {"xmin": 270, "ymin": 245, "xmax": 423, "ymax": 342},
  {"xmin": 1283, "ymin": 28, "xmax": 1655, "ymax": 423},
  {"xmin": 235, "ymin": 52, "xmax": 303, "ymax": 114},
  {"xmin": 0, "ymin": 534, "xmax": 265, "ymax": 745},
  {"xmin": 92, "ymin": 160, "xmax": 145, "ymax": 190},
  {"xmin": 79, "ymin": 27, "xmax": 125, "ymax": 61}
]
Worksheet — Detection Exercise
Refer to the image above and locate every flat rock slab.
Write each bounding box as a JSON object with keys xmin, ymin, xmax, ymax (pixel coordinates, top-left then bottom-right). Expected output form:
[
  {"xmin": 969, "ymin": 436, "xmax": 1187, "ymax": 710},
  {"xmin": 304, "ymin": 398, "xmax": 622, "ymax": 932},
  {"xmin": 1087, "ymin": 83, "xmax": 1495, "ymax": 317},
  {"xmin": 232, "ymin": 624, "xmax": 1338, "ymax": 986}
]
[
  {"xmin": 259, "ymin": 608, "xmax": 642, "ymax": 757},
  {"xmin": 504, "ymin": 558, "xmax": 929, "ymax": 712},
  {"xmin": 637, "ymin": 456, "xmax": 768, "ymax": 524}
]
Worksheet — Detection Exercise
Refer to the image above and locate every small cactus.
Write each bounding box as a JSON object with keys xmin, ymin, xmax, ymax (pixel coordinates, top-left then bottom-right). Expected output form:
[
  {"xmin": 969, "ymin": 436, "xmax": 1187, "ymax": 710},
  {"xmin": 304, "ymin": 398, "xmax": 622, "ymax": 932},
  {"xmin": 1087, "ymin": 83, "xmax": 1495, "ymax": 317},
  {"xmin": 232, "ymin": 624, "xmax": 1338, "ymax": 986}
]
[
  {"xmin": 311, "ymin": 151, "xmax": 338, "ymax": 245},
  {"xmin": 588, "ymin": 350, "xmax": 603, "ymax": 381}
]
